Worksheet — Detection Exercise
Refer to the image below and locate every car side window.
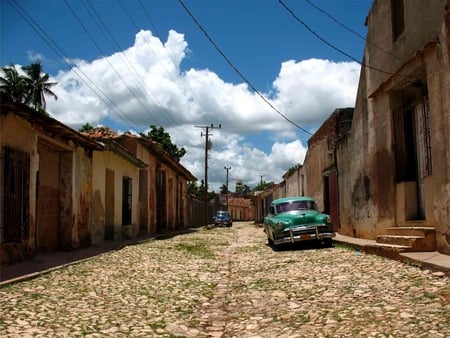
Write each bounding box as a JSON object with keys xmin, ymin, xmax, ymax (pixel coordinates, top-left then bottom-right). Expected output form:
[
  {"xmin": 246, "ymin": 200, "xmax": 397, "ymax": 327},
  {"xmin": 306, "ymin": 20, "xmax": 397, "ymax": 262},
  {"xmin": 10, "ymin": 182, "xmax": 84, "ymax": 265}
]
[{"xmin": 269, "ymin": 206, "xmax": 275, "ymax": 215}]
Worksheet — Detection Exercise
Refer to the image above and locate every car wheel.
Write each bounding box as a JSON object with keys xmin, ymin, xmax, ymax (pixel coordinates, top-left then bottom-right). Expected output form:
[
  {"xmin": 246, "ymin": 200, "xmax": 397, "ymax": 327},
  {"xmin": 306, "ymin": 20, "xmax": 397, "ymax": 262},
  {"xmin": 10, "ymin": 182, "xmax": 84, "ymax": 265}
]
[{"xmin": 322, "ymin": 238, "xmax": 332, "ymax": 248}]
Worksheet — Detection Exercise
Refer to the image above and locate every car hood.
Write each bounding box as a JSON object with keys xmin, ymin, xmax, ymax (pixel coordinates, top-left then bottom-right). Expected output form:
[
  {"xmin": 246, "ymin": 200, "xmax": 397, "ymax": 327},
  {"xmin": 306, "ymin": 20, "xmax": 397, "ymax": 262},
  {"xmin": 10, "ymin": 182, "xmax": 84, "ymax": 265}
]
[{"xmin": 273, "ymin": 211, "xmax": 326, "ymax": 226}]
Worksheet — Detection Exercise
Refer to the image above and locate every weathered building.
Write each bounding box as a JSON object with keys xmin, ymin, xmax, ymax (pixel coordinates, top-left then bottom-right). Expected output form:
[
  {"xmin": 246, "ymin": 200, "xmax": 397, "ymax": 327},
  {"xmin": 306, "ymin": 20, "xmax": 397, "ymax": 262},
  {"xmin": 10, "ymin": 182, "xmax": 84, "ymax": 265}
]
[
  {"xmin": 227, "ymin": 197, "xmax": 254, "ymax": 221},
  {"xmin": 339, "ymin": 0, "xmax": 450, "ymax": 254},
  {"xmin": 282, "ymin": 164, "xmax": 305, "ymax": 198},
  {"xmin": 304, "ymin": 108, "xmax": 354, "ymax": 232},
  {"xmin": 82, "ymin": 128, "xmax": 147, "ymax": 244},
  {"xmin": 115, "ymin": 134, "xmax": 196, "ymax": 232},
  {"xmin": 0, "ymin": 95, "xmax": 102, "ymax": 264}
]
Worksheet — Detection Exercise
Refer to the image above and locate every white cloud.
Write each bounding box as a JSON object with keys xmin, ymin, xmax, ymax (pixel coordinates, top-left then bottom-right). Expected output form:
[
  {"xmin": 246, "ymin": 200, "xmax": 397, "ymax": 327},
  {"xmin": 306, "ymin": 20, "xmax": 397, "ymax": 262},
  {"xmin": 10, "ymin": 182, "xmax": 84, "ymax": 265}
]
[
  {"xmin": 272, "ymin": 58, "xmax": 359, "ymax": 124},
  {"xmin": 42, "ymin": 30, "xmax": 359, "ymax": 190}
]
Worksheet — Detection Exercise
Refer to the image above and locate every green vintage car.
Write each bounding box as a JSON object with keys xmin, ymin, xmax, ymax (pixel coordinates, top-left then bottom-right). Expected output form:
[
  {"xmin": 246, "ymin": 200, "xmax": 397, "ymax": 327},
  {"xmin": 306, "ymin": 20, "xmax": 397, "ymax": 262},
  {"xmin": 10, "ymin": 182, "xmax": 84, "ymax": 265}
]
[{"xmin": 263, "ymin": 196, "xmax": 335, "ymax": 247}]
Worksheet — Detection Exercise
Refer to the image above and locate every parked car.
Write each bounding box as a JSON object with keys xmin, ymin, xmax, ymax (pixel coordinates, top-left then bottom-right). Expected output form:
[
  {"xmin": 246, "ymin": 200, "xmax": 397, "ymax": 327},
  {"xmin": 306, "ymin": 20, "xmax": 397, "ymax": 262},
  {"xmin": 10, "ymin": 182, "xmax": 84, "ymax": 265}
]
[
  {"xmin": 213, "ymin": 210, "xmax": 233, "ymax": 227},
  {"xmin": 263, "ymin": 196, "xmax": 335, "ymax": 248}
]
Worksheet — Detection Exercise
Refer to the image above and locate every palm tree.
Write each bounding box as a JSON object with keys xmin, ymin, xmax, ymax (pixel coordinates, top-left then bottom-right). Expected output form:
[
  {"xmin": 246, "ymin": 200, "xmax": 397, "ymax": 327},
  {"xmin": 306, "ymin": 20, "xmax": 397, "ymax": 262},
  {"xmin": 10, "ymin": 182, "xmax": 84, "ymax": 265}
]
[
  {"xmin": 0, "ymin": 64, "xmax": 26, "ymax": 103},
  {"xmin": 21, "ymin": 61, "xmax": 57, "ymax": 111}
]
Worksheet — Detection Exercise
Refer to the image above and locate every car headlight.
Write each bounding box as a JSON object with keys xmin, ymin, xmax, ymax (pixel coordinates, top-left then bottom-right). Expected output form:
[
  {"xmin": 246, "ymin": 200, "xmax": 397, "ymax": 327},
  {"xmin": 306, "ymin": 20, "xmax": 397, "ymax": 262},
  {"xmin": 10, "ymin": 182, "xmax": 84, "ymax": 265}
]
[
  {"xmin": 325, "ymin": 216, "xmax": 331, "ymax": 224},
  {"xmin": 276, "ymin": 222, "xmax": 285, "ymax": 231}
]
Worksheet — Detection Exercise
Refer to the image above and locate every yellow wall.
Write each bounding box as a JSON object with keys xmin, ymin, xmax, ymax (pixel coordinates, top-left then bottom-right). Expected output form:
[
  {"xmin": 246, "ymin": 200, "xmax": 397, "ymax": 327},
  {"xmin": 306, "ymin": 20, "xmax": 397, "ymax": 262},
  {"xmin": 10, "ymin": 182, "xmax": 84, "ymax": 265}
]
[
  {"xmin": 0, "ymin": 114, "xmax": 39, "ymax": 257},
  {"xmin": 91, "ymin": 149, "xmax": 140, "ymax": 244}
]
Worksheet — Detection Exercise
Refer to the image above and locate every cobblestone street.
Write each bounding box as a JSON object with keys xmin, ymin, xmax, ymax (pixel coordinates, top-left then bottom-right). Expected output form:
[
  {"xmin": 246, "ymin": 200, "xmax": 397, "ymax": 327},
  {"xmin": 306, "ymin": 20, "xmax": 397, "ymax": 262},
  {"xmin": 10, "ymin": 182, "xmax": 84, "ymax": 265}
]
[{"xmin": 1, "ymin": 222, "xmax": 449, "ymax": 337}]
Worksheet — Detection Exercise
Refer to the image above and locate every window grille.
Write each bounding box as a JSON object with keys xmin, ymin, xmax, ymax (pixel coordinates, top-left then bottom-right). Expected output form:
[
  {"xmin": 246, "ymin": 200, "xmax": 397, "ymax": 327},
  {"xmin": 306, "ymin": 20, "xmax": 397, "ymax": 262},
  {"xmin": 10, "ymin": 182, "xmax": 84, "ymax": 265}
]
[
  {"xmin": 393, "ymin": 95, "xmax": 432, "ymax": 182},
  {"xmin": 122, "ymin": 177, "xmax": 132, "ymax": 225},
  {"xmin": 3, "ymin": 146, "xmax": 30, "ymax": 242},
  {"xmin": 415, "ymin": 96, "xmax": 432, "ymax": 178}
]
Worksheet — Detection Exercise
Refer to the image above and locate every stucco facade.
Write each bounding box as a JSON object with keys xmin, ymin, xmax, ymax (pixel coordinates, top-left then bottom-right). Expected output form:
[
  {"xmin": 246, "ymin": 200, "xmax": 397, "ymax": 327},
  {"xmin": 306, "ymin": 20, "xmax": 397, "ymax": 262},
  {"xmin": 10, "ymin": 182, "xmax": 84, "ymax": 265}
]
[
  {"xmin": 0, "ymin": 96, "xmax": 102, "ymax": 264},
  {"xmin": 339, "ymin": 0, "xmax": 450, "ymax": 253},
  {"xmin": 115, "ymin": 135, "xmax": 196, "ymax": 233}
]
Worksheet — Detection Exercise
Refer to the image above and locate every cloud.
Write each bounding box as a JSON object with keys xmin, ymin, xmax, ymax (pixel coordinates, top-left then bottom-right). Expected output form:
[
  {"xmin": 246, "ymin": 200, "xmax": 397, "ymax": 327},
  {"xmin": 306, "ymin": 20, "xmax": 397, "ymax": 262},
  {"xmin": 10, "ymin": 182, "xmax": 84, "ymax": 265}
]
[
  {"xmin": 42, "ymin": 29, "xmax": 359, "ymax": 190},
  {"xmin": 272, "ymin": 58, "xmax": 360, "ymax": 124}
]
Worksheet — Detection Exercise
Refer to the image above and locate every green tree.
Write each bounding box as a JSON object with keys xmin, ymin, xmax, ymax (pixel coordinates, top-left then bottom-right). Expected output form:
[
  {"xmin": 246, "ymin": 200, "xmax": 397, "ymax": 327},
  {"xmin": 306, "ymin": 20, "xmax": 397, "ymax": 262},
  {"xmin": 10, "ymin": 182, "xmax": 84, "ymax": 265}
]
[
  {"xmin": 242, "ymin": 184, "xmax": 251, "ymax": 194},
  {"xmin": 253, "ymin": 181, "xmax": 273, "ymax": 192},
  {"xmin": 220, "ymin": 184, "xmax": 228, "ymax": 194},
  {"xmin": 79, "ymin": 123, "xmax": 95, "ymax": 132},
  {"xmin": 21, "ymin": 61, "xmax": 58, "ymax": 111},
  {"xmin": 0, "ymin": 62, "xmax": 57, "ymax": 113},
  {"xmin": 140, "ymin": 125, "xmax": 186, "ymax": 161},
  {"xmin": 187, "ymin": 181, "xmax": 198, "ymax": 195},
  {"xmin": 0, "ymin": 64, "xmax": 26, "ymax": 103}
]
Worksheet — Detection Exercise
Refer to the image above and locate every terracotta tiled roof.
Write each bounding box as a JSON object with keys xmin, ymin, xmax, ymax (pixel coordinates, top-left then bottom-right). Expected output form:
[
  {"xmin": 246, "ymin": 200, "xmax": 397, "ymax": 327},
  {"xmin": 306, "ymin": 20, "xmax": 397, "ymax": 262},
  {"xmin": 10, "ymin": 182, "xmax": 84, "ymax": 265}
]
[
  {"xmin": 228, "ymin": 197, "xmax": 252, "ymax": 207},
  {"xmin": 81, "ymin": 126, "xmax": 118, "ymax": 139}
]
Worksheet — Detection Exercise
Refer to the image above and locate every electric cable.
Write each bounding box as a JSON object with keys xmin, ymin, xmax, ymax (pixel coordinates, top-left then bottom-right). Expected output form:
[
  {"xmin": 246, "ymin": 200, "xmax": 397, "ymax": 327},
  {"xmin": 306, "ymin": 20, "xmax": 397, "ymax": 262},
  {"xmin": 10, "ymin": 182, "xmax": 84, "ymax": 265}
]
[
  {"xmin": 137, "ymin": 0, "xmax": 213, "ymax": 122},
  {"xmin": 116, "ymin": 0, "xmax": 195, "ymax": 140},
  {"xmin": 64, "ymin": 0, "xmax": 165, "ymax": 127},
  {"xmin": 303, "ymin": 0, "xmax": 400, "ymax": 60},
  {"xmin": 6, "ymin": 0, "xmax": 140, "ymax": 130},
  {"xmin": 81, "ymin": 0, "xmax": 182, "ymax": 130},
  {"xmin": 177, "ymin": 0, "xmax": 312, "ymax": 136},
  {"xmin": 278, "ymin": 0, "xmax": 416, "ymax": 78}
]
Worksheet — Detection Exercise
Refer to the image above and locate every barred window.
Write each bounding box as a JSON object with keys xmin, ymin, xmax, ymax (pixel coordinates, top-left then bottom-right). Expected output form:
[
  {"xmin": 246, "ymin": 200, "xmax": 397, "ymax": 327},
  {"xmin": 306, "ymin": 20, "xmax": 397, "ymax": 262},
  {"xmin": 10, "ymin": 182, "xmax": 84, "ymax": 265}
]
[
  {"xmin": 122, "ymin": 176, "xmax": 132, "ymax": 225},
  {"xmin": 393, "ymin": 96, "xmax": 432, "ymax": 182},
  {"xmin": 3, "ymin": 146, "xmax": 30, "ymax": 242}
]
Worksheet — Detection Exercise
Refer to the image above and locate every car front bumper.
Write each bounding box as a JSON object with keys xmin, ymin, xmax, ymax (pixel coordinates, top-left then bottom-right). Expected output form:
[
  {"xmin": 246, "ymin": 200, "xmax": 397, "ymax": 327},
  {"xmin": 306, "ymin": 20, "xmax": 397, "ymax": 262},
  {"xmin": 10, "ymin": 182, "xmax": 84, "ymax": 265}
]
[
  {"xmin": 214, "ymin": 219, "xmax": 232, "ymax": 226},
  {"xmin": 273, "ymin": 225, "xmax": 335, "ymax": 245}
]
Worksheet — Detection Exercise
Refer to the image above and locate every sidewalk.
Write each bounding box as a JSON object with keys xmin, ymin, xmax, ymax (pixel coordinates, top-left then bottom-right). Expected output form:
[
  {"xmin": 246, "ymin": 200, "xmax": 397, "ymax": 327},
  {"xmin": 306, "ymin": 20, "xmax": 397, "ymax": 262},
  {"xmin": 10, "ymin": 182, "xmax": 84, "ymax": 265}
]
[
  {"xmin": 0, "ymin": 230, "xmax": 192, "ymax": 286},
  {"xmin": 1, "ymin": 231, "xmax": 449, "ymax": 286},
  {"xmin": 334, "ymin": 233, "xmax": 450, "ymax": 276}
]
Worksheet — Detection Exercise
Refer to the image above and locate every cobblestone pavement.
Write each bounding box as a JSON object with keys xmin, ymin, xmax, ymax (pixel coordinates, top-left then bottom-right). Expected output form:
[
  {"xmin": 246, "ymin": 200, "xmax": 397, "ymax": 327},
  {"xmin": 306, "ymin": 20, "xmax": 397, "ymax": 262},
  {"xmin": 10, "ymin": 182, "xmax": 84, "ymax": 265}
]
[{"xmin": 1, "ymin": 222, "xmax": 449, "ymax": 338}]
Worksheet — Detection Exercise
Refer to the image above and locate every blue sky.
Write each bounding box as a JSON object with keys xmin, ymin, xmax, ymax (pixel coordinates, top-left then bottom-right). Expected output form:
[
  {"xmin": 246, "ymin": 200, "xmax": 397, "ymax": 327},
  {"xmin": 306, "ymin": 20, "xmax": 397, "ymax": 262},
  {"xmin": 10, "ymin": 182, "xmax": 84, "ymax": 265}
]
[{"xmin": 1, "ymin": 0, "xmax": 373, "ymax": 191}]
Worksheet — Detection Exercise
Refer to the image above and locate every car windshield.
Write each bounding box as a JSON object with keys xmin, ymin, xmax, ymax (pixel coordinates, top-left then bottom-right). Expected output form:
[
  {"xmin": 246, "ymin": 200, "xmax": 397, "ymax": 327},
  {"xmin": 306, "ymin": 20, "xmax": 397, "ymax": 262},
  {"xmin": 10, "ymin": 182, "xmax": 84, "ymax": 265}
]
[
  {"xmin": 275, "ymin": 200, "xmax": 318, "ymax": 213},
  {"xmin": 216, "ymin": 211, "xmax": 230, "ymax": 217}
]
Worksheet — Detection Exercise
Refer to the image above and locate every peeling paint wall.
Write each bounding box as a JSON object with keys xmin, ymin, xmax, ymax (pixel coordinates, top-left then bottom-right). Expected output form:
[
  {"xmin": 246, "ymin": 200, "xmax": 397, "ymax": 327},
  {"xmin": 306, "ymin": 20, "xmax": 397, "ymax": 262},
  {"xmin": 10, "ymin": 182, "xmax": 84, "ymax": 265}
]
[
  {"xmin": 91, "ymin": 150, "xmax": 140, "ymax": 244},
  {"xmin": 341, "ymin": 0, "xmax": 450, "ymax": 253},
  {"xmin": 73, "ymin": 148, "xmax": 93, "ymax": 249},
  {"xmin": 0, "ymin": 114, "xmax": 38, "ymax": 264}
]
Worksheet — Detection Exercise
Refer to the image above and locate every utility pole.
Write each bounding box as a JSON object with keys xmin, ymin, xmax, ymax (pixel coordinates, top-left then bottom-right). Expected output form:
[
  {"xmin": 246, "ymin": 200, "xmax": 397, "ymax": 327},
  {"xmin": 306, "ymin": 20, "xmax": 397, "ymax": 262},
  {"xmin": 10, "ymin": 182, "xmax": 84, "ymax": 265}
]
[
  {"xmin": 224, "ymin": 166, "xmax": 231, "ymax": 211},
  {"xmin": 195, "ymin": 123, "xmax": 221, "ymax": 226}
]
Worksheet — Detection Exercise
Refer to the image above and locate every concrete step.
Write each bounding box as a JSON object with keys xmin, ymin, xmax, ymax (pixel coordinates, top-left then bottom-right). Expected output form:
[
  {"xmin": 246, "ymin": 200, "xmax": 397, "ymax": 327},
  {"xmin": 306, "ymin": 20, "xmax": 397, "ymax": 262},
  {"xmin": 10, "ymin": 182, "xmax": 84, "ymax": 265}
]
[
  {"xmin": 377, "ymin": 227, "xmax": 436, "ymax": 252},
  {"xmin": 386, "ymin": 226, "xmax": 436, "ymax": 236},
  {"xmin": 364, "ymin": 243, "xmax": 411, "ymax": 260},
  {"xmin": 377, "ymin": 235, "xmax": 422, "ymax": 247}
]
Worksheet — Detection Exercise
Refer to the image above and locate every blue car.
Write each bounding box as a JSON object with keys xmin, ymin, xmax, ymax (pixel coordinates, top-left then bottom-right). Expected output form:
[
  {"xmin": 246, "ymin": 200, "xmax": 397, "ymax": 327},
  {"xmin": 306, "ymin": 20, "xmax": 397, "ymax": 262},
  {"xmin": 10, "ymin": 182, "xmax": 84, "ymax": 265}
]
[{"xmin": 213, "ymin": 210, "xmax": 233, "ymax": 227}]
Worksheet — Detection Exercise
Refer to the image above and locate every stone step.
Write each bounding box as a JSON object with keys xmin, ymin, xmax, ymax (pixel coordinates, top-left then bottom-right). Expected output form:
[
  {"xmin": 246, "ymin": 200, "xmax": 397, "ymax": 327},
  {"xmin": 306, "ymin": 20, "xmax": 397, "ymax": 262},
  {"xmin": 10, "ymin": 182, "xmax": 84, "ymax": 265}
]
[
  {"xmin": 377, "ymin": 227, "xmax": 436, "ymax": 252},
  {"xmin": 364, "ymin": 243, "xmax": 411, "ymax": 260},
  {"xmin": 377, "ymin": 235, "xmax": 422, "ymax": 247},
  {"xmin": 386, "ymin": 226, "xmax": 436, "ymax": 236}
]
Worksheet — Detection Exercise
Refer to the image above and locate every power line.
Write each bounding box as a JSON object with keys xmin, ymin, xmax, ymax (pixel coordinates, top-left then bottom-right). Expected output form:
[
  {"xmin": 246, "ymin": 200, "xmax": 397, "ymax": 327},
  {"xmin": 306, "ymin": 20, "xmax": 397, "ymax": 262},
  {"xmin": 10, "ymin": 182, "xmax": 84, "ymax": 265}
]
[
  {"xmin": 81, "ymin": 0, "xmax": 182, "ymax": 130},
  {"xmin": 116, "ymin": 0, "xmax": 197, "ymax": 141},
  {"xmin": 138, "ymin": 0, "xmax": 214, "ymax": 123},
  {"xmin": 278, "ymin": 0, "xmax": 416, "ymax": 79},
  {"xmin": 302, "ymin": 0, "xmax": 400, "ymax": 61},
  {"xmin": 177, "ymin": 0, "xmax": 312, "ymax": 136},
  {"xmin": 64, "ymin": 0, "xmax": 162, "ymax": 128},
  {"xmin": 6, "ymin": 0, "xmax": 140, "ymax": 130}
]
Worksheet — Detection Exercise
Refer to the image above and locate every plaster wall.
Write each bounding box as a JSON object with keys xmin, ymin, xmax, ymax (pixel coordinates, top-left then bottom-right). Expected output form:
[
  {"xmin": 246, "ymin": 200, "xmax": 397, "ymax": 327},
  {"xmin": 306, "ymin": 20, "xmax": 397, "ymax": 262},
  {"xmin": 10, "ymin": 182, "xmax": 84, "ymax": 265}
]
[
  {"xmin": 304, "ymin": 139, "xmax": 334, "ymax": 211},
  {"xmin": 366, "ymin": 0, "xmax": 447, "ymax": 94},
  {"xmin": 91, "ymin": 150, "xmax": 140, "ymax": 244},
  {"xmin": 0, "ymin": 114, "xmax": 38, "ymax": 263},
  {"xmin": 342, "ymin": 0, "xmax": 450, "ymax": 253},
  {"xmin": 284, "ymin": 166, "xmax": 304, "ymax": 197},
  {"xmin": 73, "ymin": 148, "xmax": 93, "ymax": 249}
]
